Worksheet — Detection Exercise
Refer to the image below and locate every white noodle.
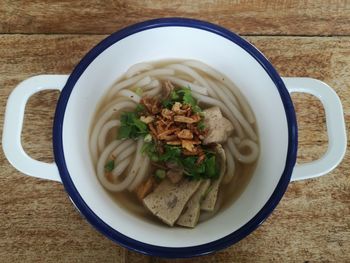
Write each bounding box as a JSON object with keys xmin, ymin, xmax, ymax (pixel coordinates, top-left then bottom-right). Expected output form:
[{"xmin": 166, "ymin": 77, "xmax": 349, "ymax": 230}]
[
  {"xmin": 205, "ymin": 77, "xmax": 241, "ymax": 111},
  {"xmin": 125, "ymin": 63, "xmax": 154, "ymax": 78},
  {"xmin": 110, "ymin": 139, "xmax": 134, "ymax": 160},
  {"xmin": 143, "ymin": 79, "xmax": 160, "ymax": 90},
  {"xmin": 222, "ymin": 146, "xmax": 235, "ymax": 184},
  {"xmin": 118, "ymin": 90, "xmax": 141, "ymax": 103},
  {"xmin": 108, "ymin": 68, "xmax": 175, "ymax": 97},
  {"xmin": 115, "ymin": 144, "xmax": 136, "ymax": 163},
  {"xmin": 111, "ymin": 157, "xmax": 132, "ymax": 178},
  {"xmin": 228, "ymin": 138, "xmax": 259, "ymax": 163},
  {"xmin": 90, "ymin": 100, "xmax": 136, "ymax": 162},
  {"xmin": 143, "ymin": 85, "xmax": 162, "ymax": 97},
  {"xmin": 134, "ymin": 76, "xmax": 152, "ymax": 88},
  {"xmin": 166, "ymin": 64, "xmax": 210, "ymax": 88},
  {"xmin": 126, "ymin": 139, "xmax": 144, "ymax": 187},
  {"xmin": 128, "ymin": 155, "xmax": 150, "ymax": 191},
  {"xmin": 98, "ymin": 120, "xmax": 120, "ymax": 153}
]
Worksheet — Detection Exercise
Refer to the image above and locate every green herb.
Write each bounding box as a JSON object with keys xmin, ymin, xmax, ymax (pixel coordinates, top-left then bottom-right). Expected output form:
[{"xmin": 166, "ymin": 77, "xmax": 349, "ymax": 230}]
[
  {"xmin": 161, "ymin": 87, "xmax": 203, "ymax": 113},
  {"xmin": 177, "ymin": 152, "xmax": 219, "ymax": 180},
  {"xmin": 192, "ymin": 105, "xmax": 203, "ymax": 114},
  {"xmin": 162, "ymin": 98, "xmax": 173, "ymax": 108},
  {"xmin": 205, "ymin": 155, "xmax": 217, "ymax": 178},
  {"xmin": 170, "ymin": 90, "xmax": 180, "ymax": 100},
  {"xmin": 142, "ymin": 143, "xmax": 219, "ymax": 180},
  {"xmin": 117, "ymin": 112, "xmax": 148, "ymax": 139},
  {"xmin": 198, "ymin": 120, "xmax": 206, "ymax": 131},
  {"xmin": 178, "ymin": 87, "xmax": 203, "ymax": 113},
  {"xmin": 154, "ymin": 169, "xmax": 166, "ymax": 179},
  {"xmin": 142, "ymin": 142, "xmax": 159, "ymax": 161},
  {"xmin": 104, "ymin": 160, "xmax": 115, "ymax": 172},
  {"xmin": 135, "ymin": 104, "xmax": 145, "ymax": 113},
  {"xmin": 117, "ymin": 126, "xmax": 132, "ymax": 139},
  {"xmin": 180, "ymin": 87, "xmax": 197, "ymax": 107},
  {"xmin": 159, "ymin": 145, "xmax": 181, "ymax": 162}
]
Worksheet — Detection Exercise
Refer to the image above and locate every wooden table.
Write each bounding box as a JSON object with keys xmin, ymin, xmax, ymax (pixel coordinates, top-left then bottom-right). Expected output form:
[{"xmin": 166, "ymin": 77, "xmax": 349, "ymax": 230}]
[{"xmin": 1, "ymin": 1, "xmax": 349, "ymax": 262}]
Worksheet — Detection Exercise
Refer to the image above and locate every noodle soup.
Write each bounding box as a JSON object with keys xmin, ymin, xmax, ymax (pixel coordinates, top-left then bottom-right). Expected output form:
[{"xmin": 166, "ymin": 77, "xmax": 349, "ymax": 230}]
[{"xmin": 90, "ymin": 59, "xmax": 259, "ymax": 228}]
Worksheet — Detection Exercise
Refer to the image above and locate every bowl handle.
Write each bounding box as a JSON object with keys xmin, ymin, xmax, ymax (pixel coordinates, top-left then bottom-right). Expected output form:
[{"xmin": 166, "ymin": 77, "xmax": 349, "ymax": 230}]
[
  {"xmin": 283, "ymin": 77, "xmax": 347, "ymax": 181},
  {"xmin": 2, "ymin": 75, "xmax": 69, "ymax": 182}
]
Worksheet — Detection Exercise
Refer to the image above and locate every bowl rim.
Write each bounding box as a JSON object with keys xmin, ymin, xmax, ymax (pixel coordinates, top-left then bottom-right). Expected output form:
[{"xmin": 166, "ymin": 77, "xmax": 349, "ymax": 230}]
[{"xmin": 53, "ymin": 17, "xmax": 298, "ymax": 258}]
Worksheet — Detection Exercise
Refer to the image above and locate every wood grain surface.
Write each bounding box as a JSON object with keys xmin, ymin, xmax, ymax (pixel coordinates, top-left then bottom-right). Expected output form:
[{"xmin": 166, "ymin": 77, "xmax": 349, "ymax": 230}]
[
  {"xmin": 0, "ymin": 2, "xmax": 349, "ymax": 263},
  {"xmin": 0, "ymin": 1, "xmax": 349, "ymax": 35}
]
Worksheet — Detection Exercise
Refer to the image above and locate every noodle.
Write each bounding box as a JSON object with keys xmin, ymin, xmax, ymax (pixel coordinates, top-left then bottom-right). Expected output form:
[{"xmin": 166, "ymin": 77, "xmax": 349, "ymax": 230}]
[
  {"xmin": 98, "ymin": 120, "xmax": 120, "ymax": 153},
  {"xmin": 228, "ymin": 138, "xmax": 259, "ymax": 163},
  {"xmin": 108, "ymin": 68, "xmax": 175, "ymax": 97},
  {"xmin": 222, "ymin": 146, "xmax": 235, "ymax": 184},
  {"xmin": 125, "ymin": 62, "xmax": 154, "ymax": 78}
]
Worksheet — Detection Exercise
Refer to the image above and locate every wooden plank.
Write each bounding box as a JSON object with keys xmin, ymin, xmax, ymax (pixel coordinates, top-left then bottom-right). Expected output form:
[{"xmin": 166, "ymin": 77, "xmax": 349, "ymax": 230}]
[
  {"xmin": 0, "ymin": 35, "xmax": 349, "ymax": 262},
  {"xmin": 0, "ymin": 1, "xmax": 349, "ymax": 35}
]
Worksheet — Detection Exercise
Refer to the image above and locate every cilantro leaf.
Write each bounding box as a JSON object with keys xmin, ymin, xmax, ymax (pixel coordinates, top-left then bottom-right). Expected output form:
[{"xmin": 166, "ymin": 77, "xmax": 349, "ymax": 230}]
[
  {"xmin": 198, "ymin": 120, "xmax": 206, "ymax": 131},
  {"xmin": 170, "ymin": 90, "xmax": 180, "ymax": 100},
  {"xmin": 181, "ymin": 88, "xmax": 197, "ymax": 107},
  {"xmin": 205, "ymin": 155, "xmax": 217, "ymax": 178},
  {"xmin": 135, "ymin": 104, "xmax": 145, "ymax": 113},
  {"xmin": 162, "ymin": 98, "xmax": 173, "ymax": 108},
  {"xmin": 104, "ymin": 160, "xmax": 115, "ymax": 172},
  {"xmin": 117, "ymin": 111, "xmax": 148, "ymax": 139},
  {"xmin": 142, "ymin": 142, "xmax": 158, "ymax": 160},
  {"xmin": 159, "ymin": 145, "xmax": 181, "ymax": 161}
]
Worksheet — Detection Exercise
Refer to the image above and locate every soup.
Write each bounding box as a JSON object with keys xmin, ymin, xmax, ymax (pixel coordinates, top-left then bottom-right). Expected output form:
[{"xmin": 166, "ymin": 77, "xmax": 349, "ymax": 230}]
[{"xmin": 90, "ymin": 59, "xmax": 259, "ymax": 228}]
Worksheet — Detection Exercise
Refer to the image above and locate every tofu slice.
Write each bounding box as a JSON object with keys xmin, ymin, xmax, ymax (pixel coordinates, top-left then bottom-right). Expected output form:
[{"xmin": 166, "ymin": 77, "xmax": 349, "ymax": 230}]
[
  {"xmin": 203, "ymin": 106, "xmax": 234, "ymax": 145},
  {"xmin": 177, "ymin": 179, "xmax": 211, "ymax": 228},
  {"xmin": 143, "ymin": 179, "xmax": 201, "ymax": 226},
  {"xmin": 201, "ymin": 144, "xmax": 226, "ymax": 211}
]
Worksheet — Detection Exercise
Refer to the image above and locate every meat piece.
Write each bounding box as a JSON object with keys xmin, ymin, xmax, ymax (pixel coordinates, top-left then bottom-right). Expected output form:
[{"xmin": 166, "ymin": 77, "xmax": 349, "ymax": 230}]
[
  {"xmin": 201, "ymin": 144, "xmax": 227, "ymax": 211},
  {"xmin": 202, "ymin": 107, "xmax": 234, "ymax": 144},
  {"xmin": 143, "ymin": 179, "xmax": 201, "ymax": 226},
  {"xmin": 167, "ymin": 169, "xmax": 183, "ymax": 184},
  {"xmin": 177, "ymin": 179, "xmax": 211, "ymax": 228},
  {"xmin": 135, "ymin": 177, "xmax": 156, "ymax": 200}
]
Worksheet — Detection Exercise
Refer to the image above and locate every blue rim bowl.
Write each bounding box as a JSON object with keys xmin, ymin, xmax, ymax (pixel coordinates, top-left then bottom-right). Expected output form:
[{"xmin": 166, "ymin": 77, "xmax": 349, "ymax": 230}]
[{"xmin": 53, "ymin": 17, "xmax": 298, "ymax": 258}]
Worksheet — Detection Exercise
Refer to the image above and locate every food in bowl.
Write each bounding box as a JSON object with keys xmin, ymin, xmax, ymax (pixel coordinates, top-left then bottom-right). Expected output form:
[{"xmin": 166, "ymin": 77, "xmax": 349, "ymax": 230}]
[{"xmin": 90, "ymin": 59, "xmax": 259, "ymax": 228}]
